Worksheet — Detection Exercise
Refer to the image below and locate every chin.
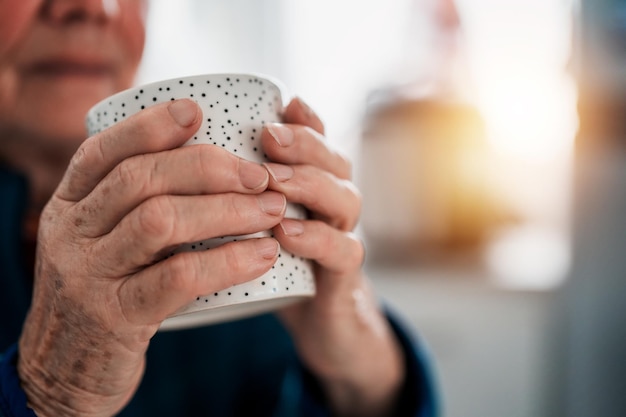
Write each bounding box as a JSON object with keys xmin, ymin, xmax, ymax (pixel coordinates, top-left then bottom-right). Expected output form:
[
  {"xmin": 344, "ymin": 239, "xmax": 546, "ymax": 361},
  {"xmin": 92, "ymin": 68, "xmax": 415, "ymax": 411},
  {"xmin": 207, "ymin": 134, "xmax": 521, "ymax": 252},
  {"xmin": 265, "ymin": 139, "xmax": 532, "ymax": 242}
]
[
  {"xmin": 15, "ymin": 98, "xmax": 96, "ymax": 160},
  {"xmin": 38, "ymin": 90, "xmax": 106, "ymax": 126},
  {"xmin": 4, "ymin": 77, "xmax": 132, "ymax": 161},
  {"xmin": 17, "ymin": 75, "xmax": 125, "ymax": 133}
]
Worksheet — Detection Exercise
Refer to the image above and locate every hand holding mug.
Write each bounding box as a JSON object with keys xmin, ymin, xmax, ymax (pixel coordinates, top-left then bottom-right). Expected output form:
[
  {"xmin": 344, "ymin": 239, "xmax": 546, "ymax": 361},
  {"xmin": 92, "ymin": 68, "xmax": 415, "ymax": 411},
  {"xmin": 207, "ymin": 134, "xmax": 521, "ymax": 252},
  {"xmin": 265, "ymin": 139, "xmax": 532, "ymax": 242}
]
[
  {"xmin": 18, "ymin": 98, "xmax": 281, "ymax": 416},
  {"xmin": 266, "ymin": 99, "xmax": 406, "ymax": 417}
]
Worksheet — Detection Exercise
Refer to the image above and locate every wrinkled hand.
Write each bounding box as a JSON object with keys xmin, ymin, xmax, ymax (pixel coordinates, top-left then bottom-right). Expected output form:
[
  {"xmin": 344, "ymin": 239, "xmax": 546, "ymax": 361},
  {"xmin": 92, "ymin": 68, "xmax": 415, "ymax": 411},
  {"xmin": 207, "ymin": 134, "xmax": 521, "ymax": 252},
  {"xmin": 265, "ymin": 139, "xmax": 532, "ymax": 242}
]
[
  {"xmin": 18, "ymin": 99, "xmax": 284, "ymax": 417},
  {"xmin": 264, "ymin": 99, "xmax": 404, "ymax": 417}
]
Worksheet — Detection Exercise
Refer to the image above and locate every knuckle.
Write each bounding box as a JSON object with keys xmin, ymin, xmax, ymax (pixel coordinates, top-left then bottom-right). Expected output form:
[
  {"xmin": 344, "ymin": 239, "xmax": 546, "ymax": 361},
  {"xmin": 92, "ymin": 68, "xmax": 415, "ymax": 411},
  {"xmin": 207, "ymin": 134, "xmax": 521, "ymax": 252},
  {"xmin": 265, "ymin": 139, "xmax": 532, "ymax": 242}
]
[
  {"xmin": 70, "ymin": 136, "xmax": 106, "ymax": 175},
  {"xmin": 316, "ymin": 225, "xmax": 364, "ymax": 272},
  {"xmin": 117, "ymin": 153, "xmax": 164, "ymax": 196},
  {"xmin": 70, "ymin": 142, "xmax": 90, "ymax": 171},
  {"xmin": 225, "ymin": 194, "xmax": 248, "ymax": 222},
  {"xmin": 63, "ymin": 142, "xmax": 95, "ymax": 196},
  {"xmin": 345, "ymin": 233, "xmax": 366, "ymax": 270},
  {"xmin": 194, "ymin": 144, "xmax": 224, "ymax": 178},
  {"xmin": 313, "ymin": 220, "xmax": 335, "ymax": 257},
  {"xmin": 298, "ymin": 166, "xmax": 320, "ymax": 201},
  {"xmin": 221, "ymin": 243, "xmax": 243, "ymax": 274},
  {"xmin": 348, "ymin": 181, "xmax": 363, "ymax": 217},
  {"xmin": 336, "ymin": 150, "xmax": 353, "ymax": 179},
  {"xmin": 114, "ymin": 158, "xmax": 143, "ymax": 190},
  {"xmin": 339, "ymin": 180, "xmax": 362, "ymax": 232},
  {"xmin": 74, "ymin": 136, "xmax": 100, "ymax": 166},
  {"xmin": 134, "ymin": 196, "xmax": 176, "ymax": 240},
  {"xmin": 195, "ymin": 142, "xmax": 219, "ymax": 161},
  {"xmin": 353, "ymin": 184, "xmax": 363, "ymax": 211},
  {"xmin": 161, "ymin": 256, "xmax": 195, "ymax": 293},
  {"xmin": 192, "ymin": 143, "xmax": 210, "ymax": 167}
]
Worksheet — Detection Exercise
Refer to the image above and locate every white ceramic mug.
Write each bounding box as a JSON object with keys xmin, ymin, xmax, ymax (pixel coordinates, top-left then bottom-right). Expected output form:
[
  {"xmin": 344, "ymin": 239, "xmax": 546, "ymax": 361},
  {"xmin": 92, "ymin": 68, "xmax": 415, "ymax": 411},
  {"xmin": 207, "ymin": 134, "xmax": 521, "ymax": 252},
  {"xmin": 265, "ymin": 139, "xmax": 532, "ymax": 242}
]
[{"xmin": 86, "ymin": 73, "xmax": 315, "ymax": 330}]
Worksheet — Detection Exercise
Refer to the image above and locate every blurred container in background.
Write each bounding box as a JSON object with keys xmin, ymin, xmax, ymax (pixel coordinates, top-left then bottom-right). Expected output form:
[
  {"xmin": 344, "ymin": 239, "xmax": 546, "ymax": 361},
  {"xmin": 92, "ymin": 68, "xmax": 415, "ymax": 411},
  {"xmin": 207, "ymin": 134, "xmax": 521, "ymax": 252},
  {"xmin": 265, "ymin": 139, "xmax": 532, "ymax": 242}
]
[
  {"xmin": 359, "ymin": 0, "xmax": 499, "ymax": 262},
  {"xmin": 360, "ymin": 0, "xmax": 578, "ymax": 293},
  {"xmin": 360, "ymin": 92, "xmax": 496, "ymax": 261}
]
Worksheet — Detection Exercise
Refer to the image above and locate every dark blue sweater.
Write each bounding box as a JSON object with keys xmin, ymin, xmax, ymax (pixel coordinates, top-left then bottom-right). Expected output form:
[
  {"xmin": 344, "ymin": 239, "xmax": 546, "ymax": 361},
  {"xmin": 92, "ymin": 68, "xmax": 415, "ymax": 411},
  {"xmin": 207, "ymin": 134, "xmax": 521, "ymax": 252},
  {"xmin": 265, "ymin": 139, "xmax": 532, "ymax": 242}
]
[{"xmin": 0, "ymin": 167, "xmax": 437, "ymax": 417}]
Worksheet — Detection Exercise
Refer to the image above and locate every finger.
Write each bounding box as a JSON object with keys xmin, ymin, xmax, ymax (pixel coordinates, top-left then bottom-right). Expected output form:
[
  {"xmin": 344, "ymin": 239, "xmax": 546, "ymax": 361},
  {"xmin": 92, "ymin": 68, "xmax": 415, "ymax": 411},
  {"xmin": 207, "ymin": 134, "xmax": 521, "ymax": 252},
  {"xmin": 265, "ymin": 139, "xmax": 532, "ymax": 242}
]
[
  {"xmin": 282, "ymin": 97, "xmax": 325, "ymax": 135},
  {"xmin": 264, "ymin": 163, "xmax": 361, "ymax": 231},
  {"xmin": 75, "ymin": 144, "xmax": 269, "ymax": 237},
  {"xmin": 94, "ymin": 191, "xmax": 286, "ymax": 275},
  {"xmin": 262, "ymin": 123, "xmax": 352, "ymax": 180},
  {"xmin": 274, "ymin": 219, "xmax": 364, "ymax": 276},
  {"xmin": 57, "ymin": 99, "xmax": 202, "ymax": 202},
  {"xmin": 117, "ymin": 238, "xmax": 280, "ymax": 325}
]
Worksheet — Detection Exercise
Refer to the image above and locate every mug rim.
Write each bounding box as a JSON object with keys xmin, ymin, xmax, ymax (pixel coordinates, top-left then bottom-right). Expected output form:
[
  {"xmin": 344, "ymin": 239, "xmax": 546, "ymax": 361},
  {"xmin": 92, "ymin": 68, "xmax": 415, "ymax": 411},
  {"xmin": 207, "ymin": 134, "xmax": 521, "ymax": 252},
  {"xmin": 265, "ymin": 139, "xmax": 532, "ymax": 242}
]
[{"xmin": 87, "ymin": 72, "xmax": 288, "ymax": 121}]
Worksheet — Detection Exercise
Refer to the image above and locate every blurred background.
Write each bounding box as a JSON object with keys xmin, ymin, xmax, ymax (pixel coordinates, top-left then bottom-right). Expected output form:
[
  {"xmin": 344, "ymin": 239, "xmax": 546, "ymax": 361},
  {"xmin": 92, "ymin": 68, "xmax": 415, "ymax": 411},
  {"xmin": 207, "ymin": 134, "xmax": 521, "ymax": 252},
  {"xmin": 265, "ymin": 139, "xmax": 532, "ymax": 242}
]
[{"xmin": 139, "ymin": 0, "xmax": 626, "ymax": 416}]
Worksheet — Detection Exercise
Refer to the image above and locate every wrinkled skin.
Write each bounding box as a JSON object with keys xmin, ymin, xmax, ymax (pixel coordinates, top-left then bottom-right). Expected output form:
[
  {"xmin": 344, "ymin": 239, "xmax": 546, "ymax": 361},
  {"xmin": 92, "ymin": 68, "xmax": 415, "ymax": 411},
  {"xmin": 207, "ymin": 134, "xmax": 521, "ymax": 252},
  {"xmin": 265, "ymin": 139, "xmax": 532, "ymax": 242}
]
[{"xmin": 0, "ymin": 1, "xmax": 404, "ymax": 416}]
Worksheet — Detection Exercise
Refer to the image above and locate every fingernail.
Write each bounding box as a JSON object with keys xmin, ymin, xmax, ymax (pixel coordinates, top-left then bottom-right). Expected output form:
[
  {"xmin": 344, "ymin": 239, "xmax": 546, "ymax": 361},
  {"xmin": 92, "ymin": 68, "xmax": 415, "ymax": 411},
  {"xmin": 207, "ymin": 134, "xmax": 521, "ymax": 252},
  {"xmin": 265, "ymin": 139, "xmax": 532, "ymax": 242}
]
[
  {"xmin": 267, "ymin": 123, "xmax": 294, "ymax": 147},
  {"xmin": 280, "ymin": 219, "xmax": 304, "ymax": 236},
  {"xmin": 239, "ymin": 160, "xmax": 269, "ymax": 190},
  {"xmin": 256, "ymin": 238, "xmax": 280, "ymax": 260},
  {"xmin": 258, "ymin": 192, "xmax": 286, "ymax": 216},
  {"xmin": 168, "ymin": 99, "xmax": 199, "ymax": 127},
  {"xmin": 264, "ymin": 163, "xmax": 294, "ymax": 182}
]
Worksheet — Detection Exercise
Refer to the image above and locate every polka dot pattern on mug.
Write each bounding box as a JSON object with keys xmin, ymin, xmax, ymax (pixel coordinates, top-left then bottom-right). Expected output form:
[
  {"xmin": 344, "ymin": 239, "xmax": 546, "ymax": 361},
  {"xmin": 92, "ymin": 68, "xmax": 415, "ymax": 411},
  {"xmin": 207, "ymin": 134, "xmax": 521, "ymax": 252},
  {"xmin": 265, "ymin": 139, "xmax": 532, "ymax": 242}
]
[
  {"xmin": 86, "ymin": 74, "xmax": 315, "ymax": 330},
  {"xmin": 87, "ymin": 74, "xmax": 283, "ymax": 163}
]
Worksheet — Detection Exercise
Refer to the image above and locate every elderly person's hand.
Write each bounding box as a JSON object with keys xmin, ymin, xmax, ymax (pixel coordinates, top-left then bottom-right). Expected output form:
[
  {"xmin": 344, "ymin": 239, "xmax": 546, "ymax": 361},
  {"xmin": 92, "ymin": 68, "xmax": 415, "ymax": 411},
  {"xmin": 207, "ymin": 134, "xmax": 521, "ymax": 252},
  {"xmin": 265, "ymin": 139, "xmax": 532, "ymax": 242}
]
[
  {"xmin": 17, "ymin": 99, "xmax": 284, "ymax": 417},
  {"xmin": 264, "ymin": 98, "xmax": 405, "ymax": 417}
]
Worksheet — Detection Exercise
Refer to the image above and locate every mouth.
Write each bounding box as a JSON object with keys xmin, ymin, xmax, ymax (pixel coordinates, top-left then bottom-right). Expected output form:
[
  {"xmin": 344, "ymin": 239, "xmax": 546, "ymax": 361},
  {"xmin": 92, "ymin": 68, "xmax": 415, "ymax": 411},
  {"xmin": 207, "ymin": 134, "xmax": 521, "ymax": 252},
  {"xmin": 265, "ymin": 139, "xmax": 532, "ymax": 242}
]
[{"xmin": 25, "ymin": 58, "xmax": 114, "ymax": 78}]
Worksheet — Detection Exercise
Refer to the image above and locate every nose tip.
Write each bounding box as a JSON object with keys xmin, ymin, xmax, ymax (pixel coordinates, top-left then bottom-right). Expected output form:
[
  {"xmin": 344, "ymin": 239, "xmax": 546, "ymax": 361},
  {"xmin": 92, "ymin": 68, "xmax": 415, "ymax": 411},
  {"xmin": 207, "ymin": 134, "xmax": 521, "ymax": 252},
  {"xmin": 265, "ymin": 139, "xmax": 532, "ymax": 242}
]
[
  {"xmin": 42, "ymin": 0, "xmax": 119, "ymax": 24},
  {"xmin": 102, "ymin": 0, "xmax": 120, "ymax": 17}
]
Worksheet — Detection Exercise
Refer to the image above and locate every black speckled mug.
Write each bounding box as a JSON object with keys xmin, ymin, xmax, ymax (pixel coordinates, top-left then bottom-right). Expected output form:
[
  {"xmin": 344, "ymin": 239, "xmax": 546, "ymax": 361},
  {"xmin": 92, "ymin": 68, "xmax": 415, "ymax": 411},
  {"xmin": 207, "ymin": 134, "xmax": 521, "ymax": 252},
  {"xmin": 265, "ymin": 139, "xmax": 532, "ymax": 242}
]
[{"xmin": 86, "ymin": 73, "xmax": 315, "ymax": 330}]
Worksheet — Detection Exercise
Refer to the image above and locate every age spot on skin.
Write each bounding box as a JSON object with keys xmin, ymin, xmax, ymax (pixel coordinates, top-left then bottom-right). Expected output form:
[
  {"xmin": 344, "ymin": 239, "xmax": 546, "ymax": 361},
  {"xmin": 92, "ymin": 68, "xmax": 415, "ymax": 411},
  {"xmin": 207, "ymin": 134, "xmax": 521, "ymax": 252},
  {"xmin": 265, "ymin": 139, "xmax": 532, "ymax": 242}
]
[
  {"xmin": 72, "ymin": 359, "xmax": 86, "ymax": 373},
  {"xmin": 136, "ymin": 287, "xmax": 146, "ymax": 305},
  {"xmin": 101, "ymin": 185, "xmax": 111, "ymax": 196},
  {"xmin": 53, "ymin": 308, "xmax": 65, "ymax": 321}
]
